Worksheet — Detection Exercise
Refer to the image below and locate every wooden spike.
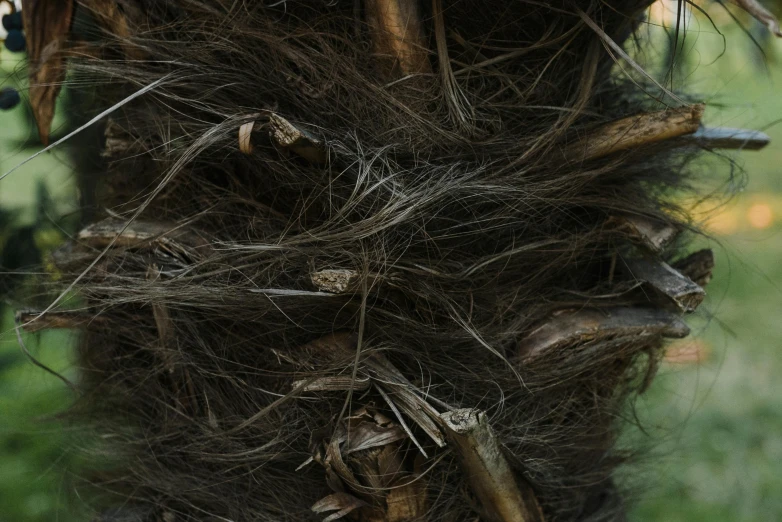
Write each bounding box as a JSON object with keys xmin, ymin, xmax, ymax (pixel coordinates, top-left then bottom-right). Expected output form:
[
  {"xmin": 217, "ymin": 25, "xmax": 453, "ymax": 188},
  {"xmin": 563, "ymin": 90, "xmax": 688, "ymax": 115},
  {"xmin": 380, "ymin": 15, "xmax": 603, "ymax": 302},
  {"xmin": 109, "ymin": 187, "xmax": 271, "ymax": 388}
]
[
  {"xmin": 268, "ymin": 113, "xmax": 327, "ymax": 164},
  {"xmin": 518, "ymin": 307, "xmax": 690, "ymax": 359},
  {"xmin": 16, "ymin": 310, "xmax": 101, "ymax": 332},
  {"xmin": 682, "ymin": 127, "xmax": 770, "ymax": 151},
  {"xmin": 568, "ymin": 105, "xmax": 704, "ymax": 161},
  {"xmin": 625, "ymin": 258, "xmax": 705, "ymax": 313},
  {"xmin": 611, "ymin": 214, "xmax": 678, "ymax": 253},
  {"xmin": 672, "ymin": 249, "xmax": 714, "ymax": 288},
  {"xmin": 729, "ymin": 0, "xmax": 782, "ymax": 37},
  {"xmin": 365, "ymin": 0, "xmax": 430, "ymax": 77},
  {"xmin": 440, "ymin": 409, "xmax": 544, "ymax": 522}
]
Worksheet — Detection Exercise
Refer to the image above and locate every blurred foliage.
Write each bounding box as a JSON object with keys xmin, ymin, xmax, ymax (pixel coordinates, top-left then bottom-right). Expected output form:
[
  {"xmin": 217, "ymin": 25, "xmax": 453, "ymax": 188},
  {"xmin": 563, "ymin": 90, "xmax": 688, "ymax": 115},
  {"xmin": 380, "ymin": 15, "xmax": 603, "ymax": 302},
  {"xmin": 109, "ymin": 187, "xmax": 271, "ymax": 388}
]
[{"xmin": 1, "ymin": 43, "xmax": 83, "ymax": 521}]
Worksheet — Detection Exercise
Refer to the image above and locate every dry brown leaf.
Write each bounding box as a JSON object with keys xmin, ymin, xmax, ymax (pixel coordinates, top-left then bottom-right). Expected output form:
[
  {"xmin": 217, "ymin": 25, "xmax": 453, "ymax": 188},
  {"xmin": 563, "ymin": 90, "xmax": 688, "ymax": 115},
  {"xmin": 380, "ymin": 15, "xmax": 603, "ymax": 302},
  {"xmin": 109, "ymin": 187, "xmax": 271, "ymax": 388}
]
[
  {"xmin": 22, "ymin": 0, "xmax": 75, "ymax": 145},
  {"xmin": 312, "ymin": 492, "xmax": 366, "ymax": 522},
  {"xmin": 343, "ymin": 421, "xmax": 407, "ymax": 455},
  {"xmin": 730, "ymin": 0, "xmax": 782, "ymax": 37},
  {"xmin": 385, "ymin": 480, "xmax": 428, "ymax": 522}
]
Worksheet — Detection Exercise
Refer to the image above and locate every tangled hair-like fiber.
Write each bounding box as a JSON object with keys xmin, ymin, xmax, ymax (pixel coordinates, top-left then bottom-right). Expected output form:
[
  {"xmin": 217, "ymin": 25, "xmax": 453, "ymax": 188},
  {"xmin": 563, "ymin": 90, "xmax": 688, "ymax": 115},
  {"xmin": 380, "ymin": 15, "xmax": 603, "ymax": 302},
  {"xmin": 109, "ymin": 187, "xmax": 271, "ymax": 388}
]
[{"xmin": 15, "ymin": 0, "xmax": 774, "ymax": 520}]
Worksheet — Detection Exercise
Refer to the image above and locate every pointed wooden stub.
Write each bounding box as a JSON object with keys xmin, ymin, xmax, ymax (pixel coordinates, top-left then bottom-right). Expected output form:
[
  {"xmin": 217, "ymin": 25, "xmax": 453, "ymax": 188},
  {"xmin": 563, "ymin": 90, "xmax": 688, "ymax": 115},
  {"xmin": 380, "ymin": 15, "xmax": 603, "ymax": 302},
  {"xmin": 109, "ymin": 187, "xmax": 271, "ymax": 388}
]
[
  {"xmin": 518, "ymin": 307, "xmax": 690, "ymax": 360},
  {"xmin": 440, "ymin": 409, "xmax": 544, "ymax": 522},
  {"xmin": 22, "ymin": 0, "xmax": 75, "ymax": 145},
  {"xmin": 672, "ymin": 249, "xmax": 714, "ymax": 288},
  {"xmin": 365, "ymin": 0, "xmax": 430, "ymax": 78},
  {"xmin": 625, "ymin": 258, "xmax": 705, "ymax": 313},
  {"xmin": 683, "ymin": 127, "xmax": 770, "ymax": 151},
  {"xmin": 611, "ymin": 214, "xmax": 678, "ymax": 253},
  {"xmin": 568, "ymin": 104, "xmax": 704, "ymax": 161},
  {"xmin": 268, "ymin": 113, "xmax": 327, "ymax": 164}
]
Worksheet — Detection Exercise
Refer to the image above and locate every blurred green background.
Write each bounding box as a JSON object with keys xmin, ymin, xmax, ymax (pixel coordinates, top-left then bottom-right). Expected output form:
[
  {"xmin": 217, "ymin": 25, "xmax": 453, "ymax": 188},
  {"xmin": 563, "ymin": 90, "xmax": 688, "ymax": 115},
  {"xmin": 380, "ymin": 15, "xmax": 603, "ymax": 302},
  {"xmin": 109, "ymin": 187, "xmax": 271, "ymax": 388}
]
[{"xmin": 1, "ymin": 1, "xmax": 782, "ymax": 521}]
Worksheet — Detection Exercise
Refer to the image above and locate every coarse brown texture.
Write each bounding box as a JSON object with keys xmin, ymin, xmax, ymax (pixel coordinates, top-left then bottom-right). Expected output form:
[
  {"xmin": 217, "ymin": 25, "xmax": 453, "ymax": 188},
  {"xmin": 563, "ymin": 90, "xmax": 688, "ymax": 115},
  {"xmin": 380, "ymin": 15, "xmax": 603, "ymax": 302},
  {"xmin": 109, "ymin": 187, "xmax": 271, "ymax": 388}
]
[
  {"xmin": 22, "ymin": 0, "xmax": 75, "ymax": 145},
  {"xmin": 17, "ymin": 0, "xmax": 779, "ymax": 521}
]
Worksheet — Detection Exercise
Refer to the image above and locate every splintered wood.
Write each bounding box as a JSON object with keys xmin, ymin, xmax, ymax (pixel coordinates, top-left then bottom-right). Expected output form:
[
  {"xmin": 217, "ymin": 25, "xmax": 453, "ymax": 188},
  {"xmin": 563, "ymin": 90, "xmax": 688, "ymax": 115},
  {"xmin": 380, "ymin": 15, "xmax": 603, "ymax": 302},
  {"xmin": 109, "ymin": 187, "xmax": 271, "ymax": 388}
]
[
  {"xmin": 238, "ymin": 113, "xmax": 327, "ymax": 163},
  {"xmin": 440, "ymin": 409, "xmax": 543, "ymax": 522},
  {"xmin": 568, "ymin": 105, "xmax": 704, "ymax": 161},
  {"xmin": 268, "ymin": 113, "xmax": 327, "ymax": 164},
  {"xmin": 624, "ymin": 257, "xmax": 705, "ymax": 313},
  {"xmin": 365, "ymin": 0, "xmax": 430, "ymax": 77},
  {"xmin": 610, "ymin": 214, "xmax": 678, "ymax": 253},
  {"xmin": 673, "ymin": 249, "xmax": 714, "ymax": 288},
  {"xmin": 518, "ymin": 307, "xmax": 690, "ymax": 359}
]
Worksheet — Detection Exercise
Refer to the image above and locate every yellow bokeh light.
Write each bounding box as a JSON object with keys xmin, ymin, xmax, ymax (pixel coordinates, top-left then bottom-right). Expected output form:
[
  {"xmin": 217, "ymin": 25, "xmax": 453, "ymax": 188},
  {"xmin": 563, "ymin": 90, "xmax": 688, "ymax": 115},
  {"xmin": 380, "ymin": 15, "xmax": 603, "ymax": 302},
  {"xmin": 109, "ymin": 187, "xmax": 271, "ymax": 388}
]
[
  {"xmin": 706, "ymin": 209, "xmax": 739, "ymax": 235},
  {"xmin": 747, "ymin": 203, "xmax": 773, "ymax": 230}
]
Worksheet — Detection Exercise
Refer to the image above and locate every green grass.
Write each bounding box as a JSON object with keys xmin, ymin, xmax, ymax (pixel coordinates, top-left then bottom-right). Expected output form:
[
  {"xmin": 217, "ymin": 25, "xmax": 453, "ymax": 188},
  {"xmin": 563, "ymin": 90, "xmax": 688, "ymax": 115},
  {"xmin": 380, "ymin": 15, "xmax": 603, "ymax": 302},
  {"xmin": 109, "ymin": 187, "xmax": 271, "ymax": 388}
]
[{"xmin": 0, "ymin": 309, "xmax": 83, "ymax": 522}]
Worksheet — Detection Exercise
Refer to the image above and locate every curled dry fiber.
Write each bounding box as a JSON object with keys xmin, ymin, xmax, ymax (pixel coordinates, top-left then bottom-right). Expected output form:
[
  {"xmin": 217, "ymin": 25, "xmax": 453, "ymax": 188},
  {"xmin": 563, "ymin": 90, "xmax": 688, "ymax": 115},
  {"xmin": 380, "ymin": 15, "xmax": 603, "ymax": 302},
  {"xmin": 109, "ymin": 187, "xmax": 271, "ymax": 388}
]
[{"xmin": 18, "ymin": 0, "xmax": 776, "ymax": 521}]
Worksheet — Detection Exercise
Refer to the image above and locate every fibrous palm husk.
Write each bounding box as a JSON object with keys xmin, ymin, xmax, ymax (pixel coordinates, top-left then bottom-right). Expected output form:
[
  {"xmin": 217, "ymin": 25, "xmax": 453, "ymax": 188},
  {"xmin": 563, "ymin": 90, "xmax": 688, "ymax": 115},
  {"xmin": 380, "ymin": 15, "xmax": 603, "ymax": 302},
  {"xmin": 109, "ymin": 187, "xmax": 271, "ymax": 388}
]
[{"xmin": 15, "ymin": 0, "xmax": 780, "ymax": 521}]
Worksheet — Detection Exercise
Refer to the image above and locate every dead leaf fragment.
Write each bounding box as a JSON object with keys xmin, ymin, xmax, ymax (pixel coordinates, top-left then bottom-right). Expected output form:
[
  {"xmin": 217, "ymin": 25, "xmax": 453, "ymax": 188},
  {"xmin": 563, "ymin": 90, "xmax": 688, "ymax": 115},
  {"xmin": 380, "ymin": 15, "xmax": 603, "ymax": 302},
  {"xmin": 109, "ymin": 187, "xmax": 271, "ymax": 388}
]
[
  {"xmin": 312, "ymin": 492, "xmax": 367, "ymax": 522},
  {"xmin": 22, "ymin": 0, "xmax": 75, "ymax": 145}
]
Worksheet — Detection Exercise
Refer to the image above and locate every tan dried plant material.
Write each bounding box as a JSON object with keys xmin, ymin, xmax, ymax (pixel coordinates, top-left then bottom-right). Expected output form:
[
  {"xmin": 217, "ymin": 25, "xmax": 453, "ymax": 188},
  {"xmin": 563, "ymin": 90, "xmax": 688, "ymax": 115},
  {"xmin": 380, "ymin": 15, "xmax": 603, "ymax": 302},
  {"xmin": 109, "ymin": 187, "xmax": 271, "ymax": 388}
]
[
  {"xmin": 567, "ymin": 104, "xmax": 704, "ymax": 161},
  {"xmin": 311, "ymin": 269, "xmax": 360, "ymax": 294},
  {"xmin": 440, "ymin": 408, "xmax": 544, "ymax": 522},
  {"xmin": 311, "ymin": 405, "xmax": 428, "ymax": 522},
  {"xmin": 312, "ymin": 492, "xmax": 368, "ymax": 522},
  {"xmin": 22, "ymin": 0, "xmax": 75, "ymax": 145},
  {"xmin": 730, "ymin": 0, "xmax": 782, "ymax": 37},
  {"xmin": 238, "ymin": 121, "xmax": 256, "ymax": 155},
  {"xmin": 269, "ymin": 113, "xmax": 328, "ymax": 164}
]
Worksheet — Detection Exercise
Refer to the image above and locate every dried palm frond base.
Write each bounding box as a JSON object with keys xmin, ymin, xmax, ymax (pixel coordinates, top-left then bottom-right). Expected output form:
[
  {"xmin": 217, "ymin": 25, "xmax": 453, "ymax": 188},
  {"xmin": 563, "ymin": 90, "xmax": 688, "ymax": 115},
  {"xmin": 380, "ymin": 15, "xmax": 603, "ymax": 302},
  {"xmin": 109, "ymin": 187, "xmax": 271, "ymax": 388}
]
[{"xmin": 15, "ymin": 0, "xmax": 778, "ymax": 521}]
